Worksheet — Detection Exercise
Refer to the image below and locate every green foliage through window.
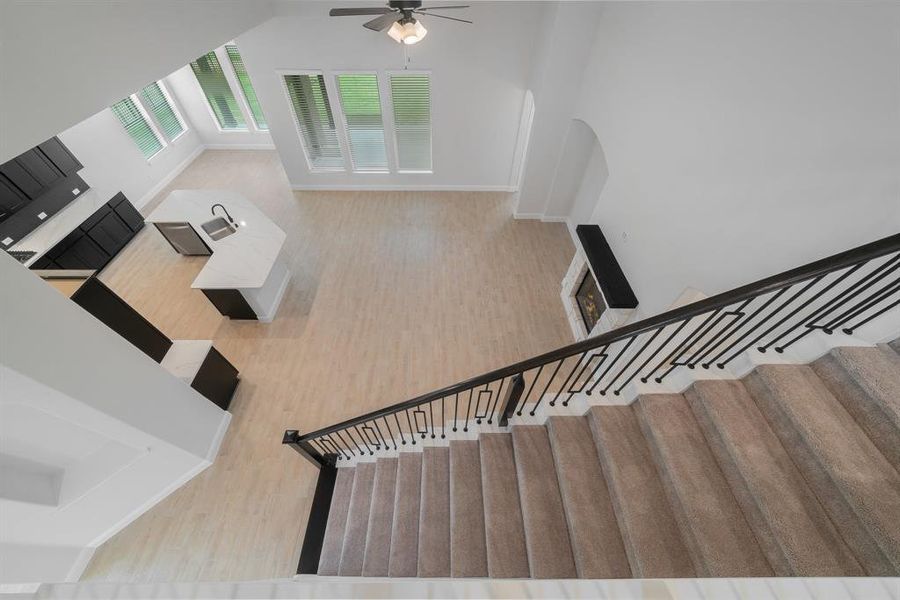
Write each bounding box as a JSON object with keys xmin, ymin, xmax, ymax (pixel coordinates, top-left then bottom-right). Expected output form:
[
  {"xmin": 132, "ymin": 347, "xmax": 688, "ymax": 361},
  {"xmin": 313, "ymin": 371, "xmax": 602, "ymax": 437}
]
[
  {"xmin": 111, "ymin": 97, "xmax": 163, "ymax": 159},
  {"xmin": 225, "ymin": 45, "xmax": 267, "ymax": 130},
  {"xmin": 190, "ymin": 51, "xmax": 246, "ymax": 130}
]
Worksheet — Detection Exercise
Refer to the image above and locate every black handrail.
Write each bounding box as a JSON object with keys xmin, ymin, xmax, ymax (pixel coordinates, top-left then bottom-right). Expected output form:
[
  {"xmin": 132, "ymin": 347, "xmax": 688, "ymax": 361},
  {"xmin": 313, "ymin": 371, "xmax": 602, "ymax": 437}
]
[{"xmin": 285, "ymin": 232, "xmax": 900, "ymax": 465}]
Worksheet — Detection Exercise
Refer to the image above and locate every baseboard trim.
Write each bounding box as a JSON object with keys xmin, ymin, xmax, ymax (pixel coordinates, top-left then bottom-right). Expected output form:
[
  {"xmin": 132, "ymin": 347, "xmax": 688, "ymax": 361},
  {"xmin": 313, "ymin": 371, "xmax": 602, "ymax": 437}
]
[
  {"xmin": 513, "ymin": 212, "xmax": 544, "ymax": 220},
  {"xmin": 136, "ymin": 145, "xmax": 204, "ymax": 209},
  {"xmin": 540, "ymin": 215, "xmax": 570, "ymax": 224},
  {"xmin": 65, "ymin": 546, "xmax": 97, "ymax": 582},
  {"xmin": 204, "ymin": 143, "xmax": 276, "ymax": 150},
  {"xmin": 206, "ymin": 410, "xmax": 233, "ymax": 462},
  {"xmin": 291, "ymin": 184, "xmax": 516, "ymax": 192}
]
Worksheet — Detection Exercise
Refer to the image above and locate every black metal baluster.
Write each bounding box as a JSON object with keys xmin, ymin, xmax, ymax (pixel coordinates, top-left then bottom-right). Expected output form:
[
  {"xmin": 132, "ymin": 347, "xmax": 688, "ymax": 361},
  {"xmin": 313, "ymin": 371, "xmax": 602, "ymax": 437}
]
[
  {"xmin": 488, "ymin": 378, "xmax": 505, "ymax": 423},
  {"xmin": 453, "ymin": 393, "xmax": 459, "ymax": 432},
  {"xmin": 764, "ymin": 264, "xmax": 864, "ymax": 351},
  {"xmin": 650, "ymin": 310, "xmax": 722, "ymax": 383},
  {"xmin": 441, "ymin": 396, "xmax": 446, "ymax": 438},
  {"xmin": 346, "ymin": 429, "xmax": 366, "ymax": 455},
  {"xmin": 604, "ymin": 331, "xmax": 660, "ymax": 395},
  {"xmin": 372, "ymin": 419, "xmax": 389, "ymax": 450},
  {"xmin": 428, "ymin": 401, "xmax": 436, "ymax": 439},
  {"xmin": 353, "ymin": 425, "xmax": 373, "ymax": 455},
  {"xmin": 588, "ymin": 337, "xmax": 636, "ymax": 393},
  {"xmin": 404, "ymin": 410, "xmax": 416, "ymax": 445},
  {"xmin": 335, "ymin": 430, "xmax": 358, "ymax": 456},
  {"xmin": 757, "ymin": 276, "xmax": 852, "ymax": 352},
  {"xmin": 705, "ymin": 288, "xmax": 789, "ymax": 368},
  {"xmin": 310, "ymin": 438, "xmax": 330, "ymax": 458},
  {"xmin": 718, "ymin": 277, "xmax": 824, "ymax": 366},
  {"xmin": 464, "ymin": 389, "xmax": 473, "ymax": 432},
  {"xmin": 517, "ymin": 364, "xmax": 544, "ymax": 416},
  {"xmin": 530, "ymin": 359, "xmax": 565, "ymax": 415},
  {"xmin": 325, "ymin": 434, "xmax": 348, "ymax": 460},
  {"xmin": 844, "ymin": 295, "xmax": 900, "ymax": 334},
  {"xmin": 823, "ymin": 277, "xmax": 900, "ymax": 333},
  {"xmin": 637, "ymin": 322, "xmax": 687, "ymax": 383},
  {"xmin": 612, "ymin": 328, "xmax": 666, "ymax": 395},
  {"xmin": 393, "ymin": 413, "xmax": 406, "ymax": 446},
  {"xmin": 687, "ymin": 301, "xmax": 751, "ymax": 367},
  {"xmin": 381, "ymin": 416, "xmax": 396, "ymax": 450},
  {"xmin": 550, "ymin": 352, "xmax": 588, "ymax": 406}
]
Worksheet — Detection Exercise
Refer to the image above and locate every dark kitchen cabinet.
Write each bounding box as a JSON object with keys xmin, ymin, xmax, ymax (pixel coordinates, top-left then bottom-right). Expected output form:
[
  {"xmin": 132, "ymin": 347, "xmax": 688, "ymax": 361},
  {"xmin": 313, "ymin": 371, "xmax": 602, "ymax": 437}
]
[
  {"xmin": 191, "ymin": 347, "xmax": 240, "ymax": 410},
  {"xmin": 84, "ymin": 209, "xmax": 131, "ymax": 256},
  {"xmin": 112, "ymin": 194, "xmax": 145, "ymax": 232},
  {"xmin": 0, "ymin": 176, "xmax": 28, "ymax": 222},
  {"xmin": 0, "ymin": 158, "xmax": 44, "ymax": 200},
  {"xmin": 52, "ymin": 234, "xmax": 108, "ymax": 269},
  {"xmin": 15, "ymin": 149, "xmax": 62, "ymax": 189},
  {"xmin": 38, "ymin": 137, "xmax": 82, "ymax": 176}
]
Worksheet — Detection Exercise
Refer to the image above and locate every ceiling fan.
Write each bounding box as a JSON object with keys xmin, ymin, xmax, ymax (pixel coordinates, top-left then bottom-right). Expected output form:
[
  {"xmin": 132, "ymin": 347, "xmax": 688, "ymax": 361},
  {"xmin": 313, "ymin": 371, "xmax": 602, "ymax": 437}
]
[{"xmin": 329, "ymin": 1, "xmax": 472, "ymax": 45}]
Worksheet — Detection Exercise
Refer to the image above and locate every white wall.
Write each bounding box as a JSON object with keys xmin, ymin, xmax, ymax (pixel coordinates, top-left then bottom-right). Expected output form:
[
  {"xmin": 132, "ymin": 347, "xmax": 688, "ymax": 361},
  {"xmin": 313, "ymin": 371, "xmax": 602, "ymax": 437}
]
[
  {"xmin": 514, "ymin": 1, "xmax": 604, "ymax": 217},
  {"xmin": 0, "ymin": 0, "xmax": 274, "ymax": 162},
  {"xmin": 232, "ymin": 1, "xmax": 542, "ymax": 190},
  {"xmin": 57, "ymin": 88, "xmax": 204, "ymax": 210},
  {"xmin": 0, "ymin": 254, "xmax": 230, "ymax": 584},
  {"xmin": 528, "ymin": 2, "xmax": 900, "ymax": 317}
]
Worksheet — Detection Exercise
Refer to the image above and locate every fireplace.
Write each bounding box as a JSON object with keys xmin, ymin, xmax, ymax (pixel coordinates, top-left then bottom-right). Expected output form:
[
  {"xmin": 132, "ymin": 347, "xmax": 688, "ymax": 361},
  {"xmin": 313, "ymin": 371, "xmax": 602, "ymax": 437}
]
[
  {"xmin": 575, "ymin": 270, "xmax": 606, "ymax": 332},
  {"xmin": 560, "ymin": 225, "xmax": 638, "ymax": 341}
]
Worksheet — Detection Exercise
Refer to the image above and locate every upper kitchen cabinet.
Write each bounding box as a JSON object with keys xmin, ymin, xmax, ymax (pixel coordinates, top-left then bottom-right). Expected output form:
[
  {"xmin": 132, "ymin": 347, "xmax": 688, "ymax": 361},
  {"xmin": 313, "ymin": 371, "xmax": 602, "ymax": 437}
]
[{"xmin": 38, "ymin": 137, "xmax": 83, "ymax": 176}]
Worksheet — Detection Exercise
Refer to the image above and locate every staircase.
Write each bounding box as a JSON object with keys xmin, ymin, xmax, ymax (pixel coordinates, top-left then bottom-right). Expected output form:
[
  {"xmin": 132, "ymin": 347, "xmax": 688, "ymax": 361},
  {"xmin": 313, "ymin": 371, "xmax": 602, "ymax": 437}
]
[
  {"xmin": 311, "ymin": 342, "xmax": 900, "ymax": 578},
  {"xmin": 284, "ymin": 233, "xmax": 900, "ymax": 580}
]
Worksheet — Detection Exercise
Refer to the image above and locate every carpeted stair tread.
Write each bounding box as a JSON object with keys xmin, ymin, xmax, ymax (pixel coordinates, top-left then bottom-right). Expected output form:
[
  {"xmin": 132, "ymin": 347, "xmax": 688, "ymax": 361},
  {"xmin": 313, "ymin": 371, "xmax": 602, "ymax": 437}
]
[
  {"xmin": 338, "ymin": 461, "xmax": 376, "ymax": 576},
  {"xmin": 361, "ymin": 458, "xmax": 398, "ymax": 576},
  {"xmin": 511, "ymin": 425, "xmax": 577, "ymax": 579},
  {"xmin": 449, "ymin": 440, "xmax": 488, "ymax": 577},
  {"xmin": 812, "ymin": 346, "xmax": 900, "ymax": 469},
  {"xmin": 317, "ymin": 467, "xmax": 355, "ymax": 575},
  {"xmin": 388, "ymin": 452, "xmax": 422, "ymax": 577},
  {"xmin": 745, "ymin": 364, "xmax": 900, "ymax": 575},
  {"xmin": 547, "ymin": 416, "xmax": 631, "ymax": 578},
  {"xmin": 686, "ymin": 380, "xmax": 864, "ymax": 576},
  {"xmin": 588, "ymin": 406, "xmax": 695, "ymax": 578},
  {"xmin": 417, "ymin": 446, "xmax": 451, "ymax": 577},
  {"xmin": 635, "ymin": 393, "xmax": 773, "ymax": 577},
  {"xmin": 480, "ymin": 432, "xmax": 530, "ymax": 578}
]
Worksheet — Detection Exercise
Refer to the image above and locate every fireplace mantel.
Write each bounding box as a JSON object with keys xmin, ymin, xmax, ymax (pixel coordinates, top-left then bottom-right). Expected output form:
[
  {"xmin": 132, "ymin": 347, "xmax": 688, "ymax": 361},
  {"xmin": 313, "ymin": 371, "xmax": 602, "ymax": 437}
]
[{"xmin": 561, "ymin": 225, "xmax": 638, "ymax": 341}]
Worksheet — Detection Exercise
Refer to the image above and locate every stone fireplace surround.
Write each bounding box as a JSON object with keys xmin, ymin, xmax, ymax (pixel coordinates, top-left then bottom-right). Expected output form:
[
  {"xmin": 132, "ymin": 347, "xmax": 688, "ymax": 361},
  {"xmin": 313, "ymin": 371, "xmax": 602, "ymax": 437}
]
[{"xmin": 561, "ymin": 225, "xmax": 638, "ymax": 341}]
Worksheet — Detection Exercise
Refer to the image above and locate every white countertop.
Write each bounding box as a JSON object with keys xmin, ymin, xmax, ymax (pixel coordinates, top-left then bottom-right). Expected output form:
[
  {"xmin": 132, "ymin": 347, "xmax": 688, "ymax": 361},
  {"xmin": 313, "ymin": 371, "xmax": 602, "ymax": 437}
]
[
  {"xmin": 145, "ymin": 189, "xmax": 286, "ymax": 290},
  {"xmin": 9, "ymin": 187, "xmax": 120, "ymax": 267}
]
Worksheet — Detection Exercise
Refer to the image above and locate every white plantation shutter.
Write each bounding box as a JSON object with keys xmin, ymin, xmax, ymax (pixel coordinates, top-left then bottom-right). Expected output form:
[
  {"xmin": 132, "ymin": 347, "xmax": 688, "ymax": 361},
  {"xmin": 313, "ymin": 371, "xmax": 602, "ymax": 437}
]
[
  {"xmin": 336, "ymin": 74, "xmax": 388, "ymax": 172},
  {"xmin": 111, "ymin": 97, "xmax": 163, "ymax": 159},
  {"xmin": 190, "ymin": 51, "xmax": 246, "ymax": 130},
  {"xmin": 139, "ymin": 82, "xmax": 184, "ymax": 140},
  {"xmin": 283, "ymin": 74, "xmax": 345, "ymax": 171},
  {"xmin": 390, "ymin": 74, "xmax": 432, "ymax": 172}
]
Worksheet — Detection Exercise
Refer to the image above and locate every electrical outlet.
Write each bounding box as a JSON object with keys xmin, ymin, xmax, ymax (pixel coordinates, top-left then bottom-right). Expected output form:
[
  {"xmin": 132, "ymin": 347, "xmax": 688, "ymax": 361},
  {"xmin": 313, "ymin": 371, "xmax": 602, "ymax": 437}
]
[
  {"xmin": 2, "ymin": 237, "xmax": 13, "ymax": 246},
  {"xmin": 72, "ymin": 188, "xmax": 80, "ymax": 195},
  {"xmin": 37, "ymin": 212, "xmax": 48, "ymax": 220}
]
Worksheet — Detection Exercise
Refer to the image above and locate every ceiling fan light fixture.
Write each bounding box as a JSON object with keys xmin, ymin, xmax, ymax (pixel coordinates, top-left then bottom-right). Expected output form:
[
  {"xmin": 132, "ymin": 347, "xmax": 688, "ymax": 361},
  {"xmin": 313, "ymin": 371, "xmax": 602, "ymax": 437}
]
[{"xmin": 388, "ymin": 17, "xmax": 427, "ymax": 45}]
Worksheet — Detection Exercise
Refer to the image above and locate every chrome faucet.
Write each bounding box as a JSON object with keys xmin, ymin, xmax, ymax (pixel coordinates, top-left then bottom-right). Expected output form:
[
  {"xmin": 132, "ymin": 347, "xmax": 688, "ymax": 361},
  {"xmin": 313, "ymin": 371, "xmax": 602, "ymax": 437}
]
[{"xmin": 211, "ymin": 203, "xmax": 237, "ymax": 227}]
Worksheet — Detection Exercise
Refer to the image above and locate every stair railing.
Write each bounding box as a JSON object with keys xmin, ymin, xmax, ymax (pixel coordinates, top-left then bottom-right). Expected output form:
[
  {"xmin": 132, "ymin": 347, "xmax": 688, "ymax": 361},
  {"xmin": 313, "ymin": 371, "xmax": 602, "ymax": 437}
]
[{"xmin": 284, "ymin": 233, "xmax": 900, "ymax": 469}]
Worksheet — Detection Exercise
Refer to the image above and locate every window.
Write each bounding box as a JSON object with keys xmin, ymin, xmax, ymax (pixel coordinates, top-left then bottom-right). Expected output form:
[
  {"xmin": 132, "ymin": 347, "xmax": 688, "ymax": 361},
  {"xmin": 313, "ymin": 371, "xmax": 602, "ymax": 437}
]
[
  {"xmin": 283, "ymin": 73, "xmax": 344, "ymax": 170},
  {"xmin": 139, "ymin": 81, "xmax": 185, "ymax": 140},
  {"xmin": 225, "ymin": 45, "xmax": 267, "ymax": 130},
  {"xmin": 390, "ymin": 73, "xmax": 432, "ymax": 172},
  {"xmin": 335, "ymin": 74, "xmax": 387, "ymax": 172},
  {"xmin": 111, "ymin": 97, "xmax": 163, "ymax": 159},
  {"xmin": 190, "ymin": 51, "xmax": 246, "ymax": 130}
]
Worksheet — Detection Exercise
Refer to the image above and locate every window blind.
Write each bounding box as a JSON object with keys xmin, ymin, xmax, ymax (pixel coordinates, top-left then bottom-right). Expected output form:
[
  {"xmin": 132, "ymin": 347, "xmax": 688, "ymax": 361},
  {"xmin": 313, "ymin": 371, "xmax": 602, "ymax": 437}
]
[
  {"xmin": 283, "ymin": 74, "xmax": 344, "ymax": 170},
  {"xmin": 111, "ymin": 97, "xmax": 163, "ymax": 159},
  {"xmin": 190, "ymin": 51, "xmax": 246, "ymax": 130},
  {"xmin": 139, "ymin": 82, "xmax": 184, "ymax": 140},
  {"xmin": 336, "ymin": 74, "xmax": 387, "ymax": 172},
  {"xmin": 390, "ymin": 74, "xmax": 432, "ymax": 172},
  {"xmin": 225, "ymin": 45, "xmax": 267, "ymax": 130}
]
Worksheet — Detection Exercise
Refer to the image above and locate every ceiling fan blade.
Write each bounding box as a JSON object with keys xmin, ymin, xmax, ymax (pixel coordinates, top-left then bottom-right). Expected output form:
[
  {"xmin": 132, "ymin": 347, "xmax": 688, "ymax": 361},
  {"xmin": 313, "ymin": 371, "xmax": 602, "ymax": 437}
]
[
  {"xmin": 416, "ymin": 5, "xmax": 470, "ymax": 10},
  {"xmin": 363, "ymin": 11, "xmax": 403, "ymax": 31},
  {"xmin": 414, "ymin": 10, "xmax": 472, "ymax": 24},
  {"xmin": 330, "ymin": 7, "xmax": 392, "ymax": 16}
]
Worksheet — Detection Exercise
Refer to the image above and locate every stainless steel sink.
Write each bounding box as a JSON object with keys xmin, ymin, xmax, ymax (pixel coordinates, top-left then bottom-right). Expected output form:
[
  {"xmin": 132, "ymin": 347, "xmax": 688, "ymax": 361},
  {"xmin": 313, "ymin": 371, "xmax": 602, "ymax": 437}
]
[{"xmin": 201, "ymin": 217, "xmax": 237, "ymax": 241}]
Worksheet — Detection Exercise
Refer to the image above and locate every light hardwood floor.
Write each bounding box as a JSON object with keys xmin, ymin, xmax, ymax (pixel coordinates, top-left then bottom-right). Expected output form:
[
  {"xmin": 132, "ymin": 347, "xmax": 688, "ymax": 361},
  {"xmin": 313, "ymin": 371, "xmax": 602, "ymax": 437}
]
[{"xmin": 81, "ymin": 150, "xmax": 575, "ymax": 582}]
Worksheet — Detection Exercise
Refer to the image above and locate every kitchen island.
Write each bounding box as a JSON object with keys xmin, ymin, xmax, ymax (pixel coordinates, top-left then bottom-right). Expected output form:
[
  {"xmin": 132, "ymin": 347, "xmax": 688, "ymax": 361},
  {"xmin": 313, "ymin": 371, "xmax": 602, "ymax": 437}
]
[{"xmin": 146, "ymin": 190, "xmax": 290, "ymax": 322}]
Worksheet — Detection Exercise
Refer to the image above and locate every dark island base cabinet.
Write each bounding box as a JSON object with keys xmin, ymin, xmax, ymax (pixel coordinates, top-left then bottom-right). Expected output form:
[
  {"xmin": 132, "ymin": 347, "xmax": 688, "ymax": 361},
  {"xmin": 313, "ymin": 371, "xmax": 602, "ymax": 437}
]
[
  {"xmin": 192, "ymin": 348, "xmax": 240, "ymax": 411},
  {"xmin": 30, "ymin": 193, "xmax": 144, "ymax": 271},
  {"xmin": 201, "ymin": 289, "xmax": 258, "ymax": 320}
]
